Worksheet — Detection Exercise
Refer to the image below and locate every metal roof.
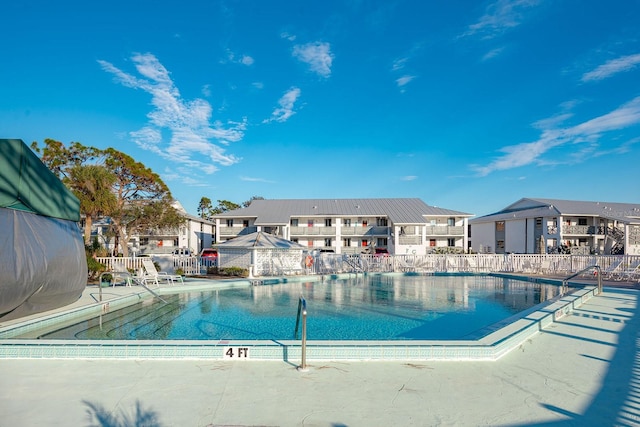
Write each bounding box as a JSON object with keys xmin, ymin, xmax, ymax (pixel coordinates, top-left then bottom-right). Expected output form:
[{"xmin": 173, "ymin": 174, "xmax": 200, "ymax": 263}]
[
  {"xmin": 214, "ymin": 198, "xmax": 472, "ymax": 225},
  {"xmin": 471, "ymin": 197, "xmax": 640, "ymax": 224}
]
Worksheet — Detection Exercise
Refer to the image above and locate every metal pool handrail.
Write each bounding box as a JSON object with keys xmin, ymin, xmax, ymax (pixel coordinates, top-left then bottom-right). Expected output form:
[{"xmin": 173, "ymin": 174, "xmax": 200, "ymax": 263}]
[
  {"xmin": 562, "ymin": 265, "xmax": 602, "ymax": 294},
  {"xmin": 294, "ymin": 296, "xmax": 306, "ymax": 339},
  {"xmin": 294, "ymin": 296, "xmax": 308, "ymax": 371}
]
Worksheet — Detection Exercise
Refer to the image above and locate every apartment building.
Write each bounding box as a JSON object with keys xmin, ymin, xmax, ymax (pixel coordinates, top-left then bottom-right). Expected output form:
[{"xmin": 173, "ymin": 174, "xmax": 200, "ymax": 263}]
[
  {"xmin": 213, "ymin": 198, "xmax": 472, "ymax": 255},
  {"xmin": 470, "ymin": 198, "xmax": 640, "ymax": 255}
]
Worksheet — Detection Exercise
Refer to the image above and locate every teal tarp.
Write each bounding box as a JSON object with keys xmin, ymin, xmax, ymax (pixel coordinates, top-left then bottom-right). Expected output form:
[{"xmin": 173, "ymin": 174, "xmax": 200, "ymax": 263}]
[{"xmin": 0, "ymin": 139, "xmax": 80, "ymax": 221}]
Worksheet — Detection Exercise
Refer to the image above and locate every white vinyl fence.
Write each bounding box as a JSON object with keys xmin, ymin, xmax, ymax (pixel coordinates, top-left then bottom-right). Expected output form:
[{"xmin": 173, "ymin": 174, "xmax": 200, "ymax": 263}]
[{"xmin": 95, "ymin": 253, "xmax": 640, "ymax": 281}]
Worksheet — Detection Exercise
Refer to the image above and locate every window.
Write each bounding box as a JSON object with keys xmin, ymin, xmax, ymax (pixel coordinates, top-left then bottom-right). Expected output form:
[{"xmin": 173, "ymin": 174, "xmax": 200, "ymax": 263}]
[
  {"xmin": 430, "ymin": 239, "xmax": 436, "ymax": 247},
  {"xmin": 377, "ymin": 217, "xmax": 388, "ymax": 226},
  {"xmin": 292, "ymin": 238, "xmax": 299, "ymax": 243},
  {"xmin": 578, "ymin": 218, "xmax": 587, "ymax": 226},
  {"xmin": 448, "ymin": 217, "xmax": 455, "ymax": 226},
  {"xmin": 307, "ymin": 220, "xmax": 313, "ymax": 227},
  {"xmin": 325, "ymin": 218, "xmax": 332, "ymax": 227},
  {"xmin": 495, "ymin": 221, "xmax": 505, "ymax": 232},
  {"xmin": 291, "ymin": 219, "xmax": 299, "ymax": 227},
  {"xmin": 324, "ymin": 238, "xmax": 332, "ymax": 247},
  {"xmin": 226, "ymin": 219, "xmax": 233, "ymax": 227},
  {"xmin": 243, "ymin": 220, "xmax": 249, "ymax": 227},
  {"xmin": 496, "ymin": 240, "xmax": 505, "ymax": 249},
  {"xmin": 377, "ymin": 238, "xmax": 387, "ymax": 246},
  {"xmin": 447, "ymin": 238, "xmax": 455, "ymax": 247},
  {"xmin": 343, "ymin": 238, "xmax": 351, "ymax": 247},
  {"xmin": 362, "ymin": 220, "xmax": 368, "ymax": 227},
  {"xmin": 362, "ymin": 239, "xmax": 368, "ymax": 247},
  {"xmin": 343, "ymin": 219, "xmax": 351, "ymax": 227}
]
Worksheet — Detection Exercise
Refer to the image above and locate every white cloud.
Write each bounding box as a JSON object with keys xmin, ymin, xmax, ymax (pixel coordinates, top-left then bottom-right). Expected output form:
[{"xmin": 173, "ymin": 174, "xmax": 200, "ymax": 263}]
[
  {"xmin": 292, "ymin": 42, "xmax": 334, "ymax": 78},
  {"xmin": 482, "ymin": 47, "xmax": 505, "ymax": 61},
  {"xmin": 396, "ymin": 75, "xmax": 415, "ymax": 87},
  {"xmin": 201, "ymin": 84, "xmax": 212, "ymax": 97},
  {"xmin": 263, "ymin": 87, "xmax": 301, "ymax": 123},
  {"xmin": 581, "ymin": 53, "xmax": 640, "ymax": 82},
  {"xmin": 401, "ymin": 175, "xmax": 417, "ymax": 181},
  {"xmin": 240, "ymin": 176, "xmax": 276, "ymax": 183},
  {"xmin": 392, "ymin": 57, "xmax": 408, "ymax": 71},
  {"xmin": 98, "ymin": 53, "xmax": 245, "ymax": 178},
  {"xmin": 240, "ymin": 55, "xmax": 254, "ymax": 66},
  {"xmin": 463, "ymin": 0, "xmax": 540, "ymax": 39},
  {"xmin": 280, "ymin": 32, "xmax": 297, "ymax": 42},
  {"xmin": 221, "ymin": 49, "xmax": 255, "ymax": 66},
  {"xmin": 473, "ymin": 96, "xmax": 640, "ymax": 175}
]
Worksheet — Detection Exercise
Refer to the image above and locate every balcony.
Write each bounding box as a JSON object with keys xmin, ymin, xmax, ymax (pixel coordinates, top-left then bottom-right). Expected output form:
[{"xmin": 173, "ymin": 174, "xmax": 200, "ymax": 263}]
[
  {"xmin": 562, "ymin": 225, "xmax": 601, "ymax": 235},
  {"xmin": 218, "ymin": 226, "xmax": 257, "ymax": 236},
  {"xmin": 290, "ymin": 226, "xmax": 337, "ymax": 236},
  {"xmin": 398, "ymin": 235, "xmax": 421, "ymax": 245},
  {"xmin": 291, "ymin": 226, "xmax": 390, "ymax": 236},
  {"xmin": 425, "ymin": 226, "xmax": 464, "ymax": 236}
]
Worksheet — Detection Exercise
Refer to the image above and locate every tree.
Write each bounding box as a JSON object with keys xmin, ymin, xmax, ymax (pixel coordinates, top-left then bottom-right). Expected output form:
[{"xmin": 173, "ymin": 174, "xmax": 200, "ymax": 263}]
[
  {"xmin": 197, "ymin": 197, "xmax": 214, "ymax": 220},
  {"xmin": 68, "ymin": 164, "xmax": 117, "ymax": 244},
  {"xmin": 31, "ymin": 139, "xmax": 110, "ymax": 244},
  {"xmin": 102, "ymin": 147, "xmax": 184, "ymax": 257},
  {"xmin": 213, "ymin": 200, "xmax": 241, "ymax": 214},
  {"xmin": 31, "ymin": 140, "xmax": 185, "ymax": 256},
  {"xmin": 242, "ymin": 196, "xmax": 264, "ymax": 208}
]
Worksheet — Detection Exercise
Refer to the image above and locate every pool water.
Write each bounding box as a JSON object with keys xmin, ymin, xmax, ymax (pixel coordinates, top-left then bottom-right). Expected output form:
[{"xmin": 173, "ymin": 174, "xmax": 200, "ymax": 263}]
[{"xmin": 40, "ymin": 275, "xmax": 562, "ymax": 341}]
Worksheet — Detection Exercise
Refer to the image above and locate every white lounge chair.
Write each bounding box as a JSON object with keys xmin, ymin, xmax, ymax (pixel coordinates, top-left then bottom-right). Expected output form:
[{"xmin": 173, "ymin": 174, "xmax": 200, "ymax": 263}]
[
  {"xmin": 111, "ymin": 262, "xmax": 134, "ymax": 287},
  {"xmin": 141, "ymin": 259, "xmax": 184, "ymax": 286},
  {"xmin": 612, "ymin": 260, "xmax": 640, "ymax": 282},
  {"xmin": 600, "ymin": 258, "xmax": 623, "ymax": 280}
]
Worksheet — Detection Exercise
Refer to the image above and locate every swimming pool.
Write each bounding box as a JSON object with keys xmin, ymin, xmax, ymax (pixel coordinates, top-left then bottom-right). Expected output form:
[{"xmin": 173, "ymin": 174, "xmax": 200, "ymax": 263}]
[
  {"xmin": 36, "ymin": 274, "xmax": 560, "ymax": 341},
  {"xmin": 0, "ymin": 273, "xmax": 599, "ymax": 361}
]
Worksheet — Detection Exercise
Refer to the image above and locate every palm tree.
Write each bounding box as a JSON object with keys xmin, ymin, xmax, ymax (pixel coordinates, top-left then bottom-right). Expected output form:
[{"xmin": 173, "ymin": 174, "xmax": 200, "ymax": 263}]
[{"xmin": 67, "ymin": 164, "xmax": 117, "ymax": 244}]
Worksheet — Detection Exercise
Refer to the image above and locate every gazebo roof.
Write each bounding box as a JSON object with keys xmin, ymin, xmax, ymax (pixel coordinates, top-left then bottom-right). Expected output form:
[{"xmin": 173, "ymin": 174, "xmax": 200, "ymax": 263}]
[{"xmin": 216, "ymin": 231, "xmax": 306, "ymax": 250}]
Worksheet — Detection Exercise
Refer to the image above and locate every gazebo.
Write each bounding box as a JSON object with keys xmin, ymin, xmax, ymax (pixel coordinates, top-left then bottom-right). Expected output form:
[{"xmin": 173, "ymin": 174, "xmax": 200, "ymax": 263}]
[{"xmin": 216, "ymin": 231, "xmax": 307, "ymax": 276}]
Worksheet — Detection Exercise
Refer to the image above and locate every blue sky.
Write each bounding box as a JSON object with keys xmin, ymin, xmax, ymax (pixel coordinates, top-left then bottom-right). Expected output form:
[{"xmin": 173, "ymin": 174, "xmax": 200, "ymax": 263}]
[{"xmin": 2, "ymin": 0, "xmax": 639, "ymax": 217}]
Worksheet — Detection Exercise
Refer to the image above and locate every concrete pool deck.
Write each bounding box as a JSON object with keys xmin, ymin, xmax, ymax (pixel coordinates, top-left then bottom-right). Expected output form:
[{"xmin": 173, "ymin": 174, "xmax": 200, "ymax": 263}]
[{"xmin": 1, "ymin": 279, "xmax": 639, "ymax": 426}]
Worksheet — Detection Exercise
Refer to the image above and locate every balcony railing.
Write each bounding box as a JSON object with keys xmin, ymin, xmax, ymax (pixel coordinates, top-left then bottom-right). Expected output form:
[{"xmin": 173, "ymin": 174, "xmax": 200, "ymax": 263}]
[
  {"xmin": 398, "ymin": 235, "xmax": 421, "ymax": 245},
  {"xmin": 291, "ymin": 226, "xmax": 390, "ymax": 236},
  {"xmin": 290, "ymin": 226, "xmax": 337, "ymax": 236},
  {"xmin": 425, "ymin": 226, "xmax": 464, "ymax": 236},
  {"xmin": 562, "ymin": 225, "xmax": 601, "ymax": 235},
  {"xmin": 218, "ymin": 226, "xmax": 257, "ymax": 236}
]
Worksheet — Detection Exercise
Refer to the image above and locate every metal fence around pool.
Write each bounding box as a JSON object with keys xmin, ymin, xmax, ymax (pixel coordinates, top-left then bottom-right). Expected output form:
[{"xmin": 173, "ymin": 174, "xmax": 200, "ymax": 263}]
[{"xmin": 95, "ymin": 253, "xmax": 640, "ymax": 282}]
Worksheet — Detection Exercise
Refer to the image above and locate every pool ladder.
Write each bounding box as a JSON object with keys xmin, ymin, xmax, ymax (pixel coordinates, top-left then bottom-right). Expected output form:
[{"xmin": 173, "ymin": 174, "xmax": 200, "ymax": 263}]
[
  {"xmin": 294, "ymin": 297, "xmax": 308, "ymax": 371},
  {"xmin": 562, "ymin": 265, "xmax": 602, "ymax": 294}
]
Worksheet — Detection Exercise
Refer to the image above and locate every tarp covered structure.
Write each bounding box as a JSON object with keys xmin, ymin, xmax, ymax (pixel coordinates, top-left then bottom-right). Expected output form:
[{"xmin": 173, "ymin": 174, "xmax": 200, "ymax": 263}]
[{"xmin": 0, "ymin": 139, "xmax": 86, "ymax": 321}]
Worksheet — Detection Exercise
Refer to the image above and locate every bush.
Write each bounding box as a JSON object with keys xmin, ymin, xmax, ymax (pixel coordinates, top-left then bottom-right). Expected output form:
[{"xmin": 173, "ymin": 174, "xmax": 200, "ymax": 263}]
[
  {"xmin": 221, "ymin": 267, "xmax": 249, "ymax": 277},
  {"xmin": 86, "ymin": 255, "xmax": 107, "ymax": 280}
]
